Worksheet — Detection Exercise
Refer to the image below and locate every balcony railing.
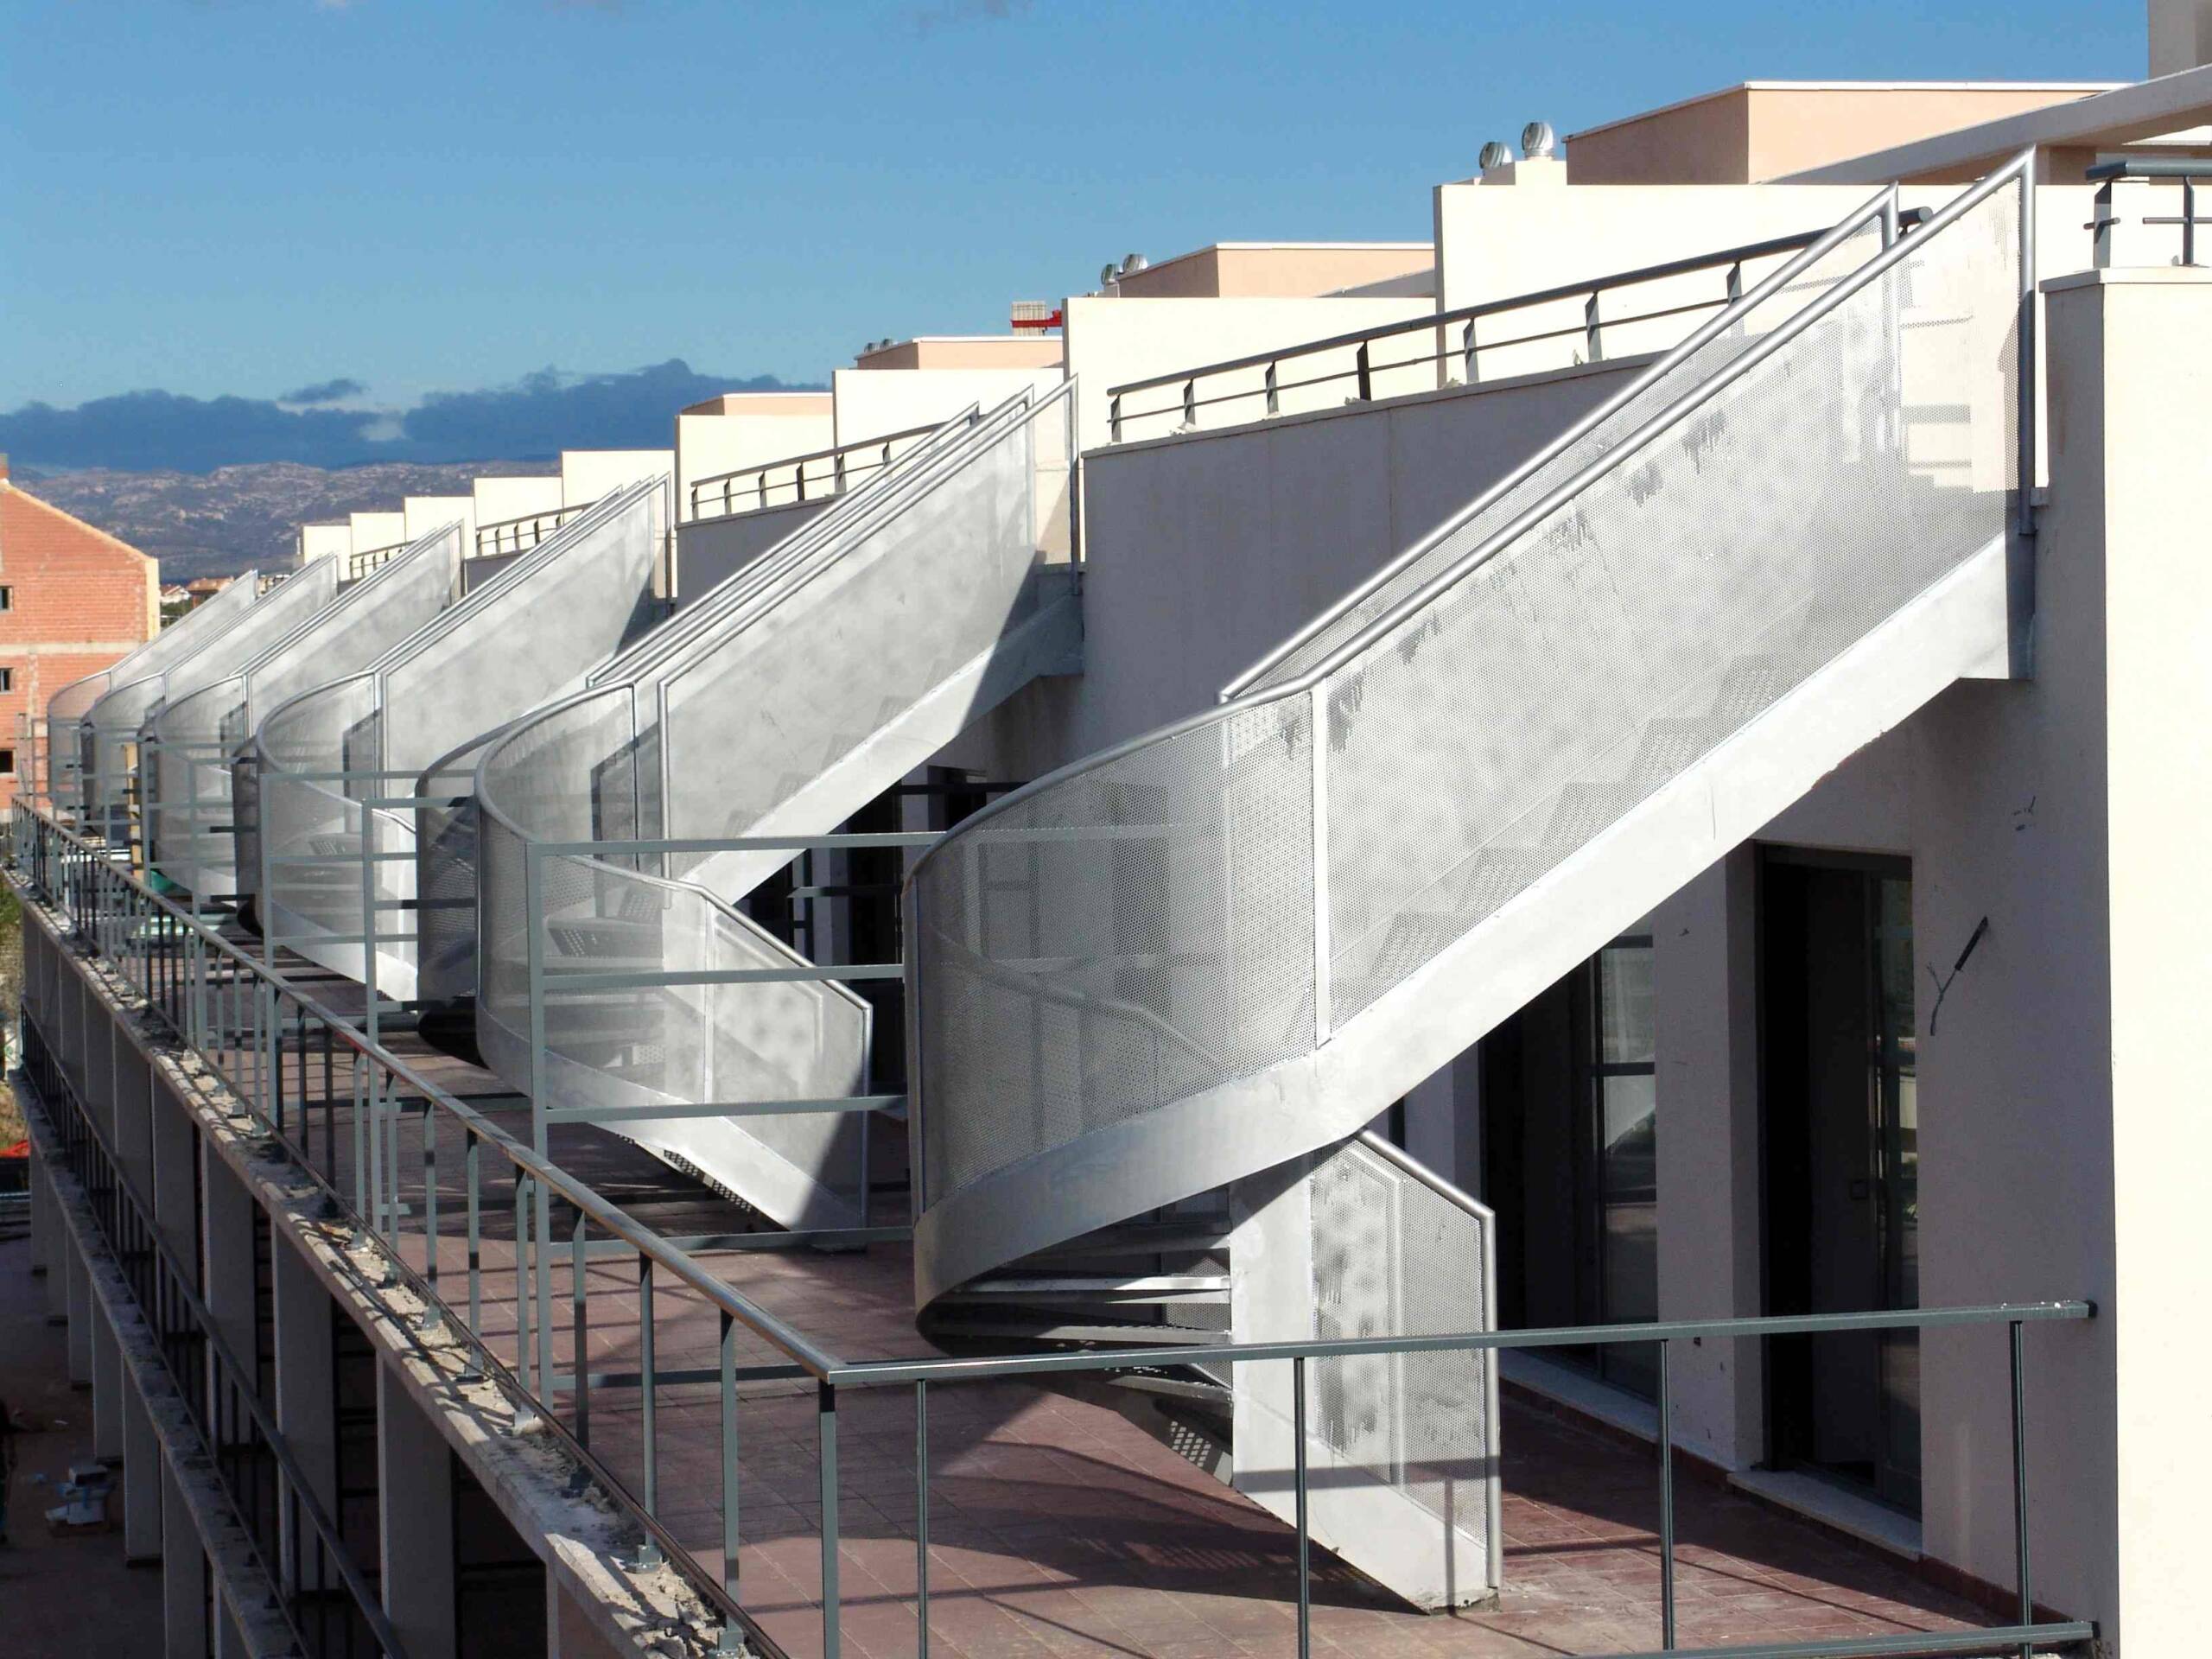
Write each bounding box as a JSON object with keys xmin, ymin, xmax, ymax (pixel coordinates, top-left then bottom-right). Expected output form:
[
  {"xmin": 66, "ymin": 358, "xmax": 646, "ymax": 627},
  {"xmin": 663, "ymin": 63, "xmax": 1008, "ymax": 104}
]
[
  {"xmin": 8, "ymin": 799, "xmax": 2101, "ymax": 1659},
  {"xmin": 345, "ymin": 538, "xmax": 410, "ymax": 582},
  {"xmin": 2087, "ymin": 154, "xmax": 2212, "ymax": 266},
  {"xmin": 684, "ymin": 420, "xmax": 939, "ymax": 524},
  {"xmin": 17, "ymin": 1015, "xmax": 404, "ymax": 1658},
  {"xmin": 474, "ymin": 502, "xmax": 586, "ymax": 559},
  {"xmin": 1106, "ymin": 213, "xmax": 1932, "ymax": 444}
]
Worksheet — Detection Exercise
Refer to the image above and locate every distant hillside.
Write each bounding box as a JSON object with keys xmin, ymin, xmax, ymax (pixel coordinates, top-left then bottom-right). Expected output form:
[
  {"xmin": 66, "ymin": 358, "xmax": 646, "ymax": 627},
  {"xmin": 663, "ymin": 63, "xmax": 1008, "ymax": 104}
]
[{"xmin": 22, "ymin": 459, "xmax": 557, "ymax": 582}]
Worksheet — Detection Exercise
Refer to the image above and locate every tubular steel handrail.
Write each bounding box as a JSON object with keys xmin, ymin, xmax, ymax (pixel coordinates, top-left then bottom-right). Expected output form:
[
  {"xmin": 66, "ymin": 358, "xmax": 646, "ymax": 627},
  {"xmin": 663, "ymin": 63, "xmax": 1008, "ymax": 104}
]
[
  {"xmin": 10, "ymin": 800, "xmax": 2097, "ymax": 1659},
  {"xmin": 1105, "ymin": 209, "xmax": 1934, "ymax": 445},
  {"xmin": 19, "ymin": 1018, "xmax": 409, "ymax": 1658},
  {"xmin": 1217, "ymin": 181, "xmax": 1911, "ymax": 702},
  {"xmin": 474, "ymin": 500, "xmax": 584, "ymax": 558},
  {"xmin": 2086, "ymin": 153, "xmax": 2212, "ymax": 267},
  {"xmin": 684, "ymin": 417, "xmax": 942, "ymax": 523},
  {"xmin": 345, "ymin": 538, "xmax": 411, "ymax": 582}
]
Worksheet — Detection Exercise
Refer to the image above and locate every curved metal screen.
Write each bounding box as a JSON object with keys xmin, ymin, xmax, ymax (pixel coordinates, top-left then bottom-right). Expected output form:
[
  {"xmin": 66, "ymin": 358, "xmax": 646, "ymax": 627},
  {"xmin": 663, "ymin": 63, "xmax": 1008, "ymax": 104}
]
[
  {"xmin": 912, "ymin": 181, "xmax": 2022, "ymax": 1250},
  {"xmin": 71, "ymin": 574, "xmax": 268, "ymax": 840},
  {"xmin": 133, "ymin": 560, "xmax": 345, "ymax": 880},
  {"xmin": 909, "ymin": 174, "xmax": 2026, "ymax": 1599},
  {"xmin": 148, "ymin": 526, "xmax": 462, "ymax": 903},
  {"xmin": 257, "ymin": 483, "xmax": 664, "ymax": 994},
  {"xmin": 40, "ymin": 568, "xmax": 274, "ymax": 821},
  {"xmin": 477, "ymin": 389, "xmax": 1075, "ymax": 1229}
]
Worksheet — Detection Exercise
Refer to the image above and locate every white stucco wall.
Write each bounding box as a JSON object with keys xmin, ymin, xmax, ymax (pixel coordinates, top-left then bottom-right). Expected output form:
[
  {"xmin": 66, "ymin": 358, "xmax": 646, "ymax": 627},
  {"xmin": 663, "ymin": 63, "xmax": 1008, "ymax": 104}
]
[
  {"xmin": 473, "ymin": 475, "xmax": 563, "ymax": 533},
  {"xmin": 831, "ymin": 365, "xmax": 1063, "ymax": 448},
  {"xmin": 402, "ymin": 494, "xmax": 474, "ymax": 549},
  {"xmin": 347, "ymin": 510, "xmax": 405, "ymax": 554},
  {"xmin": 298, "ymin": 523, "xmax": 351, "ymax": 564},
  {"xmin": 677, "ymin": 402, "xmax": 835, "ymax": 520},
  {"xmin": 562, "ymin": 448, "xmax": 671, "ymax": 505}
]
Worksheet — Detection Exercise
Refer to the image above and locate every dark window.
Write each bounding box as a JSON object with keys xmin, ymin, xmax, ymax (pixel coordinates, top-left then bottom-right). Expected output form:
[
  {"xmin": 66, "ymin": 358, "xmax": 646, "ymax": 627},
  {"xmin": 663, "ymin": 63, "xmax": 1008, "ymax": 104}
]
[
  {"xmin": 0, "ymin": 666, "xmax": 15, "ymax": 690},
  {"xmin": 0, "ymin": 586, "xmax": 13, "ymax": 611},
  {"xmin": 0, "ymin": 749, "xmax": 14, "ymax": 777}
]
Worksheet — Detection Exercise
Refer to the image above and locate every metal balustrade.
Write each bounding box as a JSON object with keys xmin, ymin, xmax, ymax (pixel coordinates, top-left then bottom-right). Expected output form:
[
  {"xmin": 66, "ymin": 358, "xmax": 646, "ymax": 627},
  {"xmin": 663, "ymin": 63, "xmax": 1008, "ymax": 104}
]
[
  {"xmin": 16, "ymin": 1013, "xmax": 404, "ymax": 1658},
  {"xmin": 345, "ymin": 538, "xmax": 412, "ymax": 582},
  {"xmin": 9, "ymin": 803, "xmax": 2100, "ymax": 1658},
  {"xmin": 684, "ymin": 418, "xmax": 939, "ymax": 524},
  {"xmin": 1105, "ymin": 212, "xmax": 1931, "ymax": 444},
  {"xmin": 2087, "ymin": 153, "xmax": 2212, "ymax": 266},
  {"xmin": 474, "ymin": 501, "xmax": 586, "ymax": 558}
]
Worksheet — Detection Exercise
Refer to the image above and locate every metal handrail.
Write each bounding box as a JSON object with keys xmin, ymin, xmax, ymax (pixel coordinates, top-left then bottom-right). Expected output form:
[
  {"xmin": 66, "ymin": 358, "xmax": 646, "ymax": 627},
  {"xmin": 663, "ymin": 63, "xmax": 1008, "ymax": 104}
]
[
  {"xmin": 474, "ymin": 500, "xmax": 583, "ymax": 557},
  {"xmin": 1217, "ymin": 183, "xmax": 1909, "ymax": 702},
  {"xmin": 2086, "ymin": 153, "xmax": 2212, "ymax": 267},
  {"xmin": 11, "ymin": 803, "xmax": 2101, "ymax": 1659},
  {"xmin": 1104, "ymin": 213, "xmax": 1930, "ymax": 444},
  {"xmin": 20, "ymin": 1022, "xmax": 410, "ymax": 1657},
  {"xmin": 685, "ymin": 417, "xmax": 941, "ymax": 523},
  {"xmin": 345, "ymin": 538, "xmax": 410, "ymax": 581}
]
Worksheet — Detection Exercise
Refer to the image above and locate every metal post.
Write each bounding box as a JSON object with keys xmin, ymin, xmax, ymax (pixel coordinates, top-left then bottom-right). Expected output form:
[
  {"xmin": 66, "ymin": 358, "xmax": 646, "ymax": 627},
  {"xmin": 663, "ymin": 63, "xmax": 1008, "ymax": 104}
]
[
  {"xmin": 2186, "ymin": 175, "xmax": 2199, "ymax": 268},
  {"xmin": 1462, "ymin": 318, "xmax": 1478, "ymax": 385},
  {"xmin": 513, "ymin": 1174, "xmax": 532, "ymax": 1394},
  {"xmin": 2093, "ymin": 180, "xmax": 2115, "ymax": 269},
  {"xmin": 915, "ymin": 1381, "xmax": 931, "ymax": 1658},
  {"xmin": 524, "ymin": 845, "xmax": 556, "ymax": 1394},
  {"xmin": 1181, "ymin": 378, "xmax": 1196, "ymax": 428},
  {"xmin": 720, "ymin": 1309, "xmax": 740, "ymax": 1599},
  {"xmin": 1264, "ymin": 362, "xmax": 1280, "ymax": 416},
  {"xmin": 1109, "ymin": 394, "xmax": 1122, "ymax": 442},
  {"xmin": 571, "ymin": 1209, "xmax": 589, "ymax": 1446},
  {"xmin": 1355, "ymin": 340, "xmax": 1372, "ymax": 401},
  {"xmin": 638, "ymin": 1255, "xmax": 658, "ymax": 1522},
  {"xmin": 2010, "ymin": 1320, "xmax": 2033, "ymax": 1659},
  {"xmin": 818, "ymin": 1380, "xmax": 842, "ymax": 1659},
  {"xmin": 1293, "ymin": 1356, "xmax": 1311, "ymax": 1659},
  {"xmin": 466, "ymin": 1135, "xmax": 482, "ymax": 1343},
  {"xmin": 1658, "ymin": 1338, "xmax": 1676, "ymax": 1649},
  {"xmin": 2018, "ymin": 159, "xmax": 2039, "ymax": 539},
  {"xmin": 1585, "ymin": 291, "xmax": 1604, "ymax": 362},
  {"xmin": 420, "ymin": 1104, "xmax": 441, "ymax": 1329}
]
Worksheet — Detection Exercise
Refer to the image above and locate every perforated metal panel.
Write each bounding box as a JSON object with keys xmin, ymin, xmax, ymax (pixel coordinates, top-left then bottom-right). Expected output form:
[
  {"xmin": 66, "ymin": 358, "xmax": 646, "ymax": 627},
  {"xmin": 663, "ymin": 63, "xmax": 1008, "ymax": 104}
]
[
  {"xmin": 475, "ymin": 392, "xmax": 1071, "ymax": 1229},
  {"xmin": 254, "ymin": 485, "xmax": 663, "ymax": 991},
  {"xmin": 912, "ymin": 182, "xmax": 2024, "ymax": 1244},
  {"xmin": 150, "ymin": 537, "xmax": 458, "ymax": 900}
]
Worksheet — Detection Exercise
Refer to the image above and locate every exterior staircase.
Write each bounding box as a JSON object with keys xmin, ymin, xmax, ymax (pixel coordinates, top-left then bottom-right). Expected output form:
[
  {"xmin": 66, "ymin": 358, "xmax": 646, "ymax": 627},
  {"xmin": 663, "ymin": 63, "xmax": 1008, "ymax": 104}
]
[
  {"xmin": 906, "ymin": 162, "xmax": 2032, "ymax": 1609},
  {"xmin": 474, "ymin": 385, "xmax": 1081, "ymax": 1231}
]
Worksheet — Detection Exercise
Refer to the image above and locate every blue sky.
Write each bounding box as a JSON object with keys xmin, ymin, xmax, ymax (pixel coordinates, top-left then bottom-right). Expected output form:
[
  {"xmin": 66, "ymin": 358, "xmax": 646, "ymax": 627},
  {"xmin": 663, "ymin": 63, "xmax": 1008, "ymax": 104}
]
[{"xmin": 0, "ymin": 0, "xmax": 2143, "ymax": 467}]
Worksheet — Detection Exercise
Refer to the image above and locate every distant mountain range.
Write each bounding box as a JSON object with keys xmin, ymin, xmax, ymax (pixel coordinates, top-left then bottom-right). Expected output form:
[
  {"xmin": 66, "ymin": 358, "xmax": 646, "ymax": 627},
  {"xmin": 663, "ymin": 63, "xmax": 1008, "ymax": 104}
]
[{"xmin": 21, "ymin": 460, "xmax": 557, "ymax": 582}]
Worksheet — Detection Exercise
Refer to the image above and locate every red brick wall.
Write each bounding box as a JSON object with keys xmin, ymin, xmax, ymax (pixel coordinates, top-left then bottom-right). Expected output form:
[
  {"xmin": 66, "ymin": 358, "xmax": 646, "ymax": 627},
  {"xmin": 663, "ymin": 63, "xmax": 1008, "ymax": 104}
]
[{"xmin": 0, "ymin": 481, "xmax": 161, "ymax": 813}]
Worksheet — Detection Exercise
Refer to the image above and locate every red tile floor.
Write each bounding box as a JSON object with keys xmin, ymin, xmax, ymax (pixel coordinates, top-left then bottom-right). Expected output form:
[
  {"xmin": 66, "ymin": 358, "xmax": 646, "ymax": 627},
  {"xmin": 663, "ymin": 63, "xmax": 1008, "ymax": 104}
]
[{"xmin": 156, "ymin": 944, "xmax": 2016, "ymax": 1657}]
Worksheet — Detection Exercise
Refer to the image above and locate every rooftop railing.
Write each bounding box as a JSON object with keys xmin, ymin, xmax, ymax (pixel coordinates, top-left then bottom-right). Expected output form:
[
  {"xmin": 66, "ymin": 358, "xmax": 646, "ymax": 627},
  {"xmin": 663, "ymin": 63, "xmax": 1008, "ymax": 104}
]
[
  {"xmin": 1105, "ymin": 213, "xmax": 1932, "ymax": 445},
  {"xmin": 2087, "ymin": 153, "xmax": 2212, "ymax": 266},
  {"xmin": 10, "ymin": 800, "xmax": 2101, "ymax": 1659},
  {"xmin": 345, "ymin": 538, "xmax": 411, "ymax": 582},
  {"xmin": 474, "ymin": 502, "xmax": 586, "ymax": 559},
  {"xmin": 684, "ymin": 419, "xmax": 940, "ymax": 524}
]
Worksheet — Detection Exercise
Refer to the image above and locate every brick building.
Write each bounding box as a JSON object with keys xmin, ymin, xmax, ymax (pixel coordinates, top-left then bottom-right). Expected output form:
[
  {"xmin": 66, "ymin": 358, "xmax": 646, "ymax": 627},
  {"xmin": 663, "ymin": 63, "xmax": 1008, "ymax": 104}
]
[{"xmin": 0, "ymin": 454, "xmax": 161, "ymax": 812}]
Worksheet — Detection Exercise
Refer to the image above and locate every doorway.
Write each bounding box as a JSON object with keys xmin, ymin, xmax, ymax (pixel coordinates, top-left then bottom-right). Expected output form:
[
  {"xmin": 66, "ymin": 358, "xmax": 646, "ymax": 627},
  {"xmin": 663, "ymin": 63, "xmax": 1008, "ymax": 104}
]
[{"xmin": 1759, "ymin": 849, "xmax": 1920, "ymax": 1513}]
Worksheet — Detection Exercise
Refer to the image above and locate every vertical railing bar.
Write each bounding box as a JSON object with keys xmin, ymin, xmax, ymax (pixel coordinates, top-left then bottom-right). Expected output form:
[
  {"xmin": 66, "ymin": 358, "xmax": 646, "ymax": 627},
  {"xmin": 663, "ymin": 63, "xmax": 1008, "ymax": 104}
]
[
  {"xmin": 466, "ymin": 1135, "xmax": 482, "ymax": 1344},
  {"xmin": 1293, "ymin": 1355, "xmax": 1311, "ymax": 1659},
  {"xmin": 720, "ymin": 1308, "xmax": 740, "ymax": 1603},
  {"xmin": 420, "ymin": 1103, "xmax": 441, "ymax": 1328},
  {"xmin": 638, "ymin": 1254, "xmax": 658, "ymax": 1522},
  {"xmin": 915, "ymin": 1380, "xmax": 931, "ymax": 1659},
  {"xmin": 2011, "ymin": 1319, "xmax": 2032, "ymax": 1659},
  {"xmin": 819, "ymin": 1380, "xmax": 841, "ymax": 1659},
  {"xmin": 571, "ymin": 1208, "xmax": 589, "ymax": 1447},
  {"xmin": 1658, "ymin": 1337, "xmax": 1676, "ymax": 1649}
]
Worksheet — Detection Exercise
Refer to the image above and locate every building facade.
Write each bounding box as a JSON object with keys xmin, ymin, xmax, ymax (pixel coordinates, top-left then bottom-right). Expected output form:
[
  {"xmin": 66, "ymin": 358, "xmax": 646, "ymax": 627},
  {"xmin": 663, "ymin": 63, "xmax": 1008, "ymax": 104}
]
[{"xmin": 0, "ymin": 455, "xmax": 161, "ymax": 814}]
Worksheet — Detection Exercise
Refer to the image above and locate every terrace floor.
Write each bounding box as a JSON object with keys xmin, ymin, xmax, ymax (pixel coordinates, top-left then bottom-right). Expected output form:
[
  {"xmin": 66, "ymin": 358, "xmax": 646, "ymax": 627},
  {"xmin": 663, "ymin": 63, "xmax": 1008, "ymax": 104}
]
[{"xmin": 108, "ymin": 925, "xmax": 2012, "ymax": 1658}]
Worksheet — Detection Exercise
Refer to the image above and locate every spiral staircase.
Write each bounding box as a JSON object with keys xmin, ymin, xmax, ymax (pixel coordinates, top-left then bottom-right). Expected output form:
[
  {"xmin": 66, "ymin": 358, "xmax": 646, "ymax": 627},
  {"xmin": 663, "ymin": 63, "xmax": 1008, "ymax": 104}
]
[
  {"xmin": 474, "ymin": 385, "xmax": 1080, "ymax": 1230},
  {"xmin": 905, "ymin": 166, "xmax": 2032, "ymax": 1606}
]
